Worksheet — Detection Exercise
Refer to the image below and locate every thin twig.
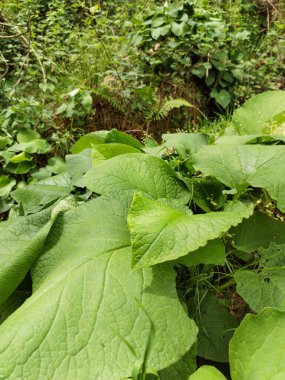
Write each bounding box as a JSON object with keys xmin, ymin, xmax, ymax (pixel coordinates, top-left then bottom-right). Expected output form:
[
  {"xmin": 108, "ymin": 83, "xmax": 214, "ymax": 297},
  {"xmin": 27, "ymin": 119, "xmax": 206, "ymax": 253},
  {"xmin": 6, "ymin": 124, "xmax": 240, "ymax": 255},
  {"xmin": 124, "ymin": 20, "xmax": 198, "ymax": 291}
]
[
  {"xmin": 0, "ymin": 50, "xmax": 9, "ymax": 79},
  {"xmin": 0, "ymin": 14, "xmax": 46, "ymax": 88},
  {"xmin": 97, "ymin": 34, "xmax": 125, "ymax": 89},
  {"xmin": 0, "ymin": 31, "xmax": 28, "ymax": 38},
  {"xmin": 266, "ymin": 0, "xmax": 282, "ymax": 16},
  {"xmin": 0, "ymin": 22, "xmax": 15, "ymax": 27}
]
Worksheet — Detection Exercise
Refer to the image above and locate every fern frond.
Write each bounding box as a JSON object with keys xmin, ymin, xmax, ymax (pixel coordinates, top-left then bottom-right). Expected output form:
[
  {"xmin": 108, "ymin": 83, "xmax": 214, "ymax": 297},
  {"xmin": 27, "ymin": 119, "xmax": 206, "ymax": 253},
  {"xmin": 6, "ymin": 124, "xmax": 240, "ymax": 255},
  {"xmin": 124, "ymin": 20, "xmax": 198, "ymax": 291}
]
[{"xmin": 146, "ymin": 98, "xmax": 192, "ymax": 123}]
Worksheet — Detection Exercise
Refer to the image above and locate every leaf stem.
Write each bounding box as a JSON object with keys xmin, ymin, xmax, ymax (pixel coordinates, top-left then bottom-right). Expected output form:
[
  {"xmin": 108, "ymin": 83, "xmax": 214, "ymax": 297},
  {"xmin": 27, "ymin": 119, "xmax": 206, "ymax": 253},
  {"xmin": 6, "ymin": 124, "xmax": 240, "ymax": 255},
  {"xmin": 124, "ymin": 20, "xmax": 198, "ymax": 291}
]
[{"xmin": 217, "ymin": 278, "xmax": 235, "ymax": 291}]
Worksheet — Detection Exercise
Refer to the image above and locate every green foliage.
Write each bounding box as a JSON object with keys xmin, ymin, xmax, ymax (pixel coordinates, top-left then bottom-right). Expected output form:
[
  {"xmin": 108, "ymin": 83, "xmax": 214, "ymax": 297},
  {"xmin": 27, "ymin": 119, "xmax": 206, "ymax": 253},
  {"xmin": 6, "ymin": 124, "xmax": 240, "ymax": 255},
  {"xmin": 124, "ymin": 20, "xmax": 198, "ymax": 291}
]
[
  {"xmin": 130, "ymin": 1, "xmax": 285, "ymax": 108},
  {"xmin": 232, "ymin": 90, "xmax": 285, "ymax": 134},
  {"xmin": 1, "ymin": 0, "xmax": 284, "ymax": 152},
  {"xmin": 145, "ymin": 98, "xmax": 192, "ymax": 125},
  {"xmin": 128, "ymin": 193, "xmax": 253, "ymax": 268},
  {"xmin": 189, "ymin": 293, "xmax": 239, "ymax": 363},
  {"xmin": 1, "ymin": 91, "xmax": 285, "ymax": 377},
  {"xmin": 230, "ymin": 308, "xmax": 285, "ymax": 379},
  {"xmin": 194, "ymin": 144, "xmax": 285, "ymax": 211},
  {"xmin": 189, "ymin": 365, "xmax": 227, "ymax": 380},
  {"xmin": 234, "ymin": 240, "xmax": 285, "ymax": 313}
]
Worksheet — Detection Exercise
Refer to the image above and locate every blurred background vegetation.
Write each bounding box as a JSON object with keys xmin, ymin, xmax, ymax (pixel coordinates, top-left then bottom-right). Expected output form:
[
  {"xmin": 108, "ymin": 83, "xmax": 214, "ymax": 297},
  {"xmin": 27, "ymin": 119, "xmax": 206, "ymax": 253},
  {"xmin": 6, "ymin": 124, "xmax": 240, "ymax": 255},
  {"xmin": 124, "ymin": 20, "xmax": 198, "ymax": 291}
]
[
  {"xmin": 1, "ymin": 0, "xmax": 284, "ymax": 140},
  {"xmin": 0, "ymin": 0, "xmax": 284, "ymax": 181}
]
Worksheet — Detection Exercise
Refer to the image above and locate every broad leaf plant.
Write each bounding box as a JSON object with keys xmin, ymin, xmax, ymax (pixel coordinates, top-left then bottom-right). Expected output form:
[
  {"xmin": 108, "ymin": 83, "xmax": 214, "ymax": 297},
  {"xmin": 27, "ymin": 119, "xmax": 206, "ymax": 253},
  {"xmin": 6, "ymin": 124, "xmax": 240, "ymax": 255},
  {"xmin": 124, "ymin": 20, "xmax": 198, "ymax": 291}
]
[{"xmin": 1, "ymin": 92, "xmax": 285, "ymax": 379}]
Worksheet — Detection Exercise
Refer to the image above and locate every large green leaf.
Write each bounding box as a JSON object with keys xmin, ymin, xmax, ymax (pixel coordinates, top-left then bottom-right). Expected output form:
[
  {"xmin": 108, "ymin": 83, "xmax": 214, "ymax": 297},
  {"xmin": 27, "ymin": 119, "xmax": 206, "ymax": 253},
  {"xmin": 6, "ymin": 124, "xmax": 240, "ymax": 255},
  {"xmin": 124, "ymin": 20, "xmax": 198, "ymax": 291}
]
[
  {"xmin": 92, "ymin": 143, "xmax": 140, "ymax": 165},
  {"xmin": 0, "ymin": 290, "xmax": 29, "ymax": 324},
  {"xmin": 46, "ymin": 157, "xmax": 67, "ymax": 174},
  {"xmin": 235, "ymin": 243, "xmax": 285, "ymax": 312},
  {"xmin": 38, "ymin": 172, "xmax": 72, "ymax": 187},
  {"xmin": 17, "ymin": 129, "xmax": 41, "ymax": 143},
  {"xmin": 84, "ymin": 153, "xmax": 190, "ymax": 203},
  {"xmin": 233, "ymin": 91, "xmax": 285, "ymax": 134},
  {"xmin": 216, "ymin": 134, "xmax": 285, "ymax": 145},
  {"xmin": 194, "ymin": 145, "xmax": 285, "ymax": 211},
  {"xmin": 66, "ymin": 149, "xmax": 93, "ymax": 187},
  {"xmin": 178, "ymin": 239, "xmax": 226, "ymax": 267},
  {"xmin": 105, "ymin": 129, "xmax": 143, "ymax": 149},
  {"xmin": 162, "ymin": 133, "xmax": 210, "ymax": 158},
  {"xmin": 232, "ymin": 211, "xmax": 285, "ymax": 253},
  {"xmin": 69, "ymin": 131, "xmax": 108, "ymax": 154},
  {"xmin": 190, "ymin": 293, "xmax": 238, "ymax": 362},
  {"xmin": 12, "ymin": 184, "xmax": 72, "ymax": 214},
  {"xmin": 158, "ymin": 344, "xmax": 197, "ymax": 380},
  {"xmin": 0, "ymin": 197, "xmax": 75, "ymax": 305},
  {"xmin": 230, "ymin": 308, "xmax": 285, "ymax": 380},
  {"xmin": 0, "ymin": 194, "xmax": 197, "ymax": 379},
  {"xmin": 235, "ymin": 270, "xmax": 285, "ymax": 313},
  {"xmin": 128, "ymin": 193, "xmax": 253, "ymax": 269}
]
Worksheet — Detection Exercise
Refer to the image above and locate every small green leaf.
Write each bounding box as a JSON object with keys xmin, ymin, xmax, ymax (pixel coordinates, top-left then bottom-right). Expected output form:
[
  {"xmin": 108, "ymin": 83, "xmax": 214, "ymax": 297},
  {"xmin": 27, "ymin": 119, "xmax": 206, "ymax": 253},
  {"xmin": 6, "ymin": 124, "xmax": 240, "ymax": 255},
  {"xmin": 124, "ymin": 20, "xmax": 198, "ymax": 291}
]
[
  {"xmin": 9, "ymin": 152, "xmax": 32, "ymax": 163},
  {"xmin": 0, "ymin": 176, "xmax": 16, "ymax": 197},
  {"xmin": 235, "ymin": 243, "xmax": 285, "ymax": 312},
  {"xmin": 151, "ymin": 28, "xmax": 160, "ymax": 40},
  {"xmin": 0, "ymin": 136, "xmax": 12, "ymax": 150},
  {"xmin": 0, "ymin": 198, "xmax": 14, "ymax": 213},
  {"xmin": 157, "ymin": 24, "xmax": 171, "ymax": 37},
  {"xmin": 5, "ymin": 161, "xmax": 35, "ymax": 174},
  {"xmin": 210, "ymin": 89, "xmax": 232, "ymax": 108},
  {"xmin": 192, "ymin": 178, "xmax": 227, "ymax": 212},
  {"xmin": 151, "ymin": 17, "xmax": 166, "ymax": 28},
  {"xmin": 171, "ymin": 21, "xmax": 187, "ymax": 36},
  {"xmin": 17, "ymin": 139, "xmax": 51, "ymax": 154},
  {"xmin": 189, "ymin": 366, "xmax": 227, "ymax": 380}
]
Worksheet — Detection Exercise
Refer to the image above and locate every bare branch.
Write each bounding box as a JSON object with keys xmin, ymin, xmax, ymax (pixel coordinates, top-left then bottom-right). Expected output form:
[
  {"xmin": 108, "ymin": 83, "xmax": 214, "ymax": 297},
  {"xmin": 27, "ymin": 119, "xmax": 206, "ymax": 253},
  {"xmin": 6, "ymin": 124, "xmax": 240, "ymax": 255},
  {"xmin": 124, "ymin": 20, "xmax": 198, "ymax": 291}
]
[{"xmin": 0, "ymin": 31, "xmax": 28, "ymax": 39}]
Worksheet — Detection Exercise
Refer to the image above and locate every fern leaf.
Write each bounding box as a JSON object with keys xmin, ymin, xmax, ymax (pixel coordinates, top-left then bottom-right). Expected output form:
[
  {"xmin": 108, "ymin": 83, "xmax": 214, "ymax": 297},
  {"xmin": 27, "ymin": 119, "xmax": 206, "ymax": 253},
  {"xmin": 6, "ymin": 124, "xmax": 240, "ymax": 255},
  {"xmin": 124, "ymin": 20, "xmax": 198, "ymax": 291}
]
[
  {"xmin": 146, "ymin": 98, "xmax": 192, "ymax": 123},
  {"xmin": 154, "ymin": 98, "xmax": 192, "ymax": 121}
]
